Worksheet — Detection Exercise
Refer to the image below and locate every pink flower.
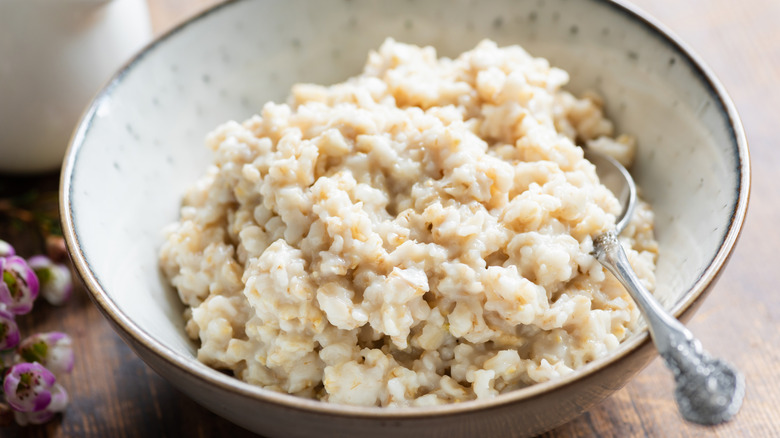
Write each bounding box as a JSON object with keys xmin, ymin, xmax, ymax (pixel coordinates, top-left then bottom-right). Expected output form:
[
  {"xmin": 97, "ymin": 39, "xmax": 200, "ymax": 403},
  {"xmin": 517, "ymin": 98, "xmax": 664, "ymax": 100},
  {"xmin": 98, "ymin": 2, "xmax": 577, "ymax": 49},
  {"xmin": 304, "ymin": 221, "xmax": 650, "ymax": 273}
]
[
  {"xmin": 27, "ymin": 255, "xmax": 73, "ymax": 306},
  {"xmin": 12, "ymin": 383, "xmax": 68, "ymax": 426},
  {"xmin": 0, "ymin": 256, "xmax": 39, "ymax": 315},
  {"xmin": 0, "ymin": 309, "xmax": 20, "ymax": 350},
  {"xmin": 16, "ymin": 332, "xmax": 74, "ymax": 377},
  {"xmin": 2, "ymin": 362, "xmax": 56, "ymax": 412},
  {"xmin": 0, "ymin": 243, "xmax": 73, "ymax": 427}
]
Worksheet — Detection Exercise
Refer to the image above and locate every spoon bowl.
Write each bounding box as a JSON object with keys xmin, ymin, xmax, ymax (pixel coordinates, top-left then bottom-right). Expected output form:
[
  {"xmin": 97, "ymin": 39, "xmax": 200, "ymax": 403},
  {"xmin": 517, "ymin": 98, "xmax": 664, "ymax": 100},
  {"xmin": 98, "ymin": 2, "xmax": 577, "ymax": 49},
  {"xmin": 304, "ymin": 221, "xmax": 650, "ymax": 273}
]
[{"xmin": 585, "ymin": 150, "xmax": 636, "ymax": 235}]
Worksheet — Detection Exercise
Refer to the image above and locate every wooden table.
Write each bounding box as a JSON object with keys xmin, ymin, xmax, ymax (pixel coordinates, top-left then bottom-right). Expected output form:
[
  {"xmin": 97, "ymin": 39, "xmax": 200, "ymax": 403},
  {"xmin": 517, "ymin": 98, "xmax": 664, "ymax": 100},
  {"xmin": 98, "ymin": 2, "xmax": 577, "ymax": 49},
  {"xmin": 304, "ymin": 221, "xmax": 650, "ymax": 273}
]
[{"xmin": 3, "ymin": 0, "xmax": 779, "ymax": 436}]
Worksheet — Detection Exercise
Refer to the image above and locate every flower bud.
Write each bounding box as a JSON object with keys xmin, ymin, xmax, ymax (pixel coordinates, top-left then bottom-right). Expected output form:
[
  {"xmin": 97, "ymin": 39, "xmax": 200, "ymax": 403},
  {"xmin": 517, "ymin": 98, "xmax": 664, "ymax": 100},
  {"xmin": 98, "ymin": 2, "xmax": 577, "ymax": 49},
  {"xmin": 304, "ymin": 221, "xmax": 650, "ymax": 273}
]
[
  {"xmin": 0, "ymin": 309, "xmax": 20, "ymax": 350},
  {"xmin": 3, "ymin": 362, "xmax": 56, "ymax": 413},
  {"xmin": 0, "ymin": 240, "xmax": 14, "ymax": 258},
  {"xmin": 16, "ymin": 332, "xmax": 74, "ymax": 377},
  {"xmin": 27, "ymin": 256, "xmax": 73, "ymax": 306},
  {"xmin": 12, "ymin": 383, "xmax": 68, "ymax": 426},
  {"xmin": 0, "ymin": 256, "xmax": 39, "ymax": 315}
]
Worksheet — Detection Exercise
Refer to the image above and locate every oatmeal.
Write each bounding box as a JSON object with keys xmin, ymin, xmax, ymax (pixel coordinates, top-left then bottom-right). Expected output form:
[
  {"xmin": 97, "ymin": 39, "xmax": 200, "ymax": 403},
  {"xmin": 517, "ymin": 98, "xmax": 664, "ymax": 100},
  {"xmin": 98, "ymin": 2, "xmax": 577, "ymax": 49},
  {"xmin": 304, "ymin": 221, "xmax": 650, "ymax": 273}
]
[{"xmin": 159, "ymin": 39, "xmax": 657, "ymax": 407}]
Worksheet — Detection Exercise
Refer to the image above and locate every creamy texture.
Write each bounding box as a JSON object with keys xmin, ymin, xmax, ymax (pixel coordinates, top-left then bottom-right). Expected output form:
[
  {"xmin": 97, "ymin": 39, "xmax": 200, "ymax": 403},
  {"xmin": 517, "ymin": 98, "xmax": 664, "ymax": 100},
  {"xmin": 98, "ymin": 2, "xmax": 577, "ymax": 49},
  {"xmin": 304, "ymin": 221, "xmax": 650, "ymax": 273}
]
[{"xmin": 159, "ymin": 39, "xmax": 657, "ymax": 407}]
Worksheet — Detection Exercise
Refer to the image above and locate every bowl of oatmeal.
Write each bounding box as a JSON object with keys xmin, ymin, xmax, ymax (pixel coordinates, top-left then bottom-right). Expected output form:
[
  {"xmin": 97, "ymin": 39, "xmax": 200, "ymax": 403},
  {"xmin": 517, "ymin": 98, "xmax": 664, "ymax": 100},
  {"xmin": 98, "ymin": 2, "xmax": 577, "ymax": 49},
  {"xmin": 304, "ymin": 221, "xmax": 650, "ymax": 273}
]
[{"xmin": 60, "ymin": 0, "xmax": 749, "ymax": 437}]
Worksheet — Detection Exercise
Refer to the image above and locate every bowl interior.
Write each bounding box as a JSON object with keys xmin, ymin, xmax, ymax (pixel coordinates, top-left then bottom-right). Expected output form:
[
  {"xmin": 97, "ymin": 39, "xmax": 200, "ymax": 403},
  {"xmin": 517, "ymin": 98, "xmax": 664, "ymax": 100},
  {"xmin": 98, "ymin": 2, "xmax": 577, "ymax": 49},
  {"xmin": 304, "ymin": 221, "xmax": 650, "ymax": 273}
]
[{"xmin": 64, "ymin": 0, "xmax": 743, "ymax": 404}]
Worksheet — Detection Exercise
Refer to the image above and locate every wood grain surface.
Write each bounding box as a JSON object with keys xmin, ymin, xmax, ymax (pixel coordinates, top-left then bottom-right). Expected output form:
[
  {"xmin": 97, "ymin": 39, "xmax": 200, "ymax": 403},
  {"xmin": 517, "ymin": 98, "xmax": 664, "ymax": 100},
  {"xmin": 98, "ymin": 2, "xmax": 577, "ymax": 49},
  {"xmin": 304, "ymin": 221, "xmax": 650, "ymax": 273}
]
[{"xmin": 3, "ymin": 0, "xmax": 779, "ymax": 436}]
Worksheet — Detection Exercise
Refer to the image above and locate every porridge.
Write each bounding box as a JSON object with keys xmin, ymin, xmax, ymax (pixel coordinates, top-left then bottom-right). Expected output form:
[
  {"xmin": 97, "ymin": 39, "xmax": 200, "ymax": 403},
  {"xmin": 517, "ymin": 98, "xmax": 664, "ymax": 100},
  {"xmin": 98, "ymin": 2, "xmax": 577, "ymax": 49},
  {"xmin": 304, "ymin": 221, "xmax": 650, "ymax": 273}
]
[{"xmin": 159, "ymin": 39, "xmax": 657, "ymax": 407}]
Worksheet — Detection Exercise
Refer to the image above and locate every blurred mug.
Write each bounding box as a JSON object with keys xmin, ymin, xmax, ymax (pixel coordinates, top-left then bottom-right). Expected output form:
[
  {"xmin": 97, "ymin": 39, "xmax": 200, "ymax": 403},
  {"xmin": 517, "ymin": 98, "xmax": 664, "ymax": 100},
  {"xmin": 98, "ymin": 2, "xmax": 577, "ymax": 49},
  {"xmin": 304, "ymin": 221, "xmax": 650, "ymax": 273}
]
[{"xmin": 0, "ymin": 0, "xmax": 152, "ymax": 173}]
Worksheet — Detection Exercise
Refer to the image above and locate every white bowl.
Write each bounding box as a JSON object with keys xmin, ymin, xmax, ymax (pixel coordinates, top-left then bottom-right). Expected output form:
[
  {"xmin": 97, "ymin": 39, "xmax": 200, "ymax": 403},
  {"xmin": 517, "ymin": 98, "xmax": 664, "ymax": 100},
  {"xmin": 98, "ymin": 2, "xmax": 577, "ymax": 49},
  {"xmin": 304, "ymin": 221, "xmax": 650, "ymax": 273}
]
[
  {"xmin": 60, "ymin": 0, "xmax": 749, "ymax": 436},
  {"xmin": 0, "ymin": 0, "xmax": 152, "ymax": 173}
]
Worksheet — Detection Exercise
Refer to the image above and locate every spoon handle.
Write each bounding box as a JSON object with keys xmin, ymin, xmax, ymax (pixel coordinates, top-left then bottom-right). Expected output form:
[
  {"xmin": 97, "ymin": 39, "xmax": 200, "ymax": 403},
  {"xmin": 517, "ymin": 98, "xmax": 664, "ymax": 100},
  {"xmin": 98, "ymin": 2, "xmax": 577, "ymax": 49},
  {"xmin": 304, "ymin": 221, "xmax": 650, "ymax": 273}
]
[{"xmin": 593, "ymin": 230, "xmax": 744, "ymax": 425}]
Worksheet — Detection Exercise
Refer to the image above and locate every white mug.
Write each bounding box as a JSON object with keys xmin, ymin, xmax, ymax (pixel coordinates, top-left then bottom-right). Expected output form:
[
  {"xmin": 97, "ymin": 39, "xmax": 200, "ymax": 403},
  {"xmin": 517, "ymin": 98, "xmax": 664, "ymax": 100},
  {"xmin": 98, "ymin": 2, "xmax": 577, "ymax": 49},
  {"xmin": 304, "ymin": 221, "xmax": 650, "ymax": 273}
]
[{"xmin": 0, "ymin": 0, "xmax": 152, "ymax": 173}]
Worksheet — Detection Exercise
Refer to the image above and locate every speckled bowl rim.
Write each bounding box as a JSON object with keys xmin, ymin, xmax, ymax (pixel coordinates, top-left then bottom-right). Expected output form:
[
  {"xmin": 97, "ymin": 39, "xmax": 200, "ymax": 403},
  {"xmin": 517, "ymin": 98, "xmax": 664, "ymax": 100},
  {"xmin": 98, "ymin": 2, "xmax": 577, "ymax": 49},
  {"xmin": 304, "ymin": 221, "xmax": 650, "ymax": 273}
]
[{"xmin": 60, "ymin": 0, "xmax": 750, "ymax": 421}]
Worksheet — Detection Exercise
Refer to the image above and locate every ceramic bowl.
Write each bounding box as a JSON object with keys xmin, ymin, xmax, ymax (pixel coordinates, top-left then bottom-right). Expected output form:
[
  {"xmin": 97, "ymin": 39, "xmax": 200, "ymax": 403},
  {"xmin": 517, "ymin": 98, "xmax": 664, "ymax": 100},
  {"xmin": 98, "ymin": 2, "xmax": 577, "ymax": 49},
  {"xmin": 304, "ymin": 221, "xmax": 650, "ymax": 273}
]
[
  {"xmin": 60, "ymin": 0, "xmax": 749, "ymax": 436},
  {"xmin": 0, "ymin": 0, "xmax": 152, "ymax": 173}
]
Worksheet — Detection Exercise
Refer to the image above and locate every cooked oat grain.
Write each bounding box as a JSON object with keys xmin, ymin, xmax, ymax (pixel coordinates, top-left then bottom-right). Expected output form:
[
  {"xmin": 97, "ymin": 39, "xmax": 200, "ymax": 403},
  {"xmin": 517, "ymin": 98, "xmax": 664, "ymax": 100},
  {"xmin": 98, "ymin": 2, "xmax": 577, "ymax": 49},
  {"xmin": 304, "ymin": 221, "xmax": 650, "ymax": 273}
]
[{"xmin": 160, "ymin": 39, "xmax": 658, "ymax": 407}]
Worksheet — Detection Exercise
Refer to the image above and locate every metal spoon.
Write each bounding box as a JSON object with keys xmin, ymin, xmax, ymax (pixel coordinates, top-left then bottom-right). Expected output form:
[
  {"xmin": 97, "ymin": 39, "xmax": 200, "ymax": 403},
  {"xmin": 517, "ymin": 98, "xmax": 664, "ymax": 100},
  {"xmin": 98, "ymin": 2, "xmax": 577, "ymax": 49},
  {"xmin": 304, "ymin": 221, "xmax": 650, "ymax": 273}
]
[{"xmin": 586, "ymin": 149, "xmax": 745, "ymax": 425}]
